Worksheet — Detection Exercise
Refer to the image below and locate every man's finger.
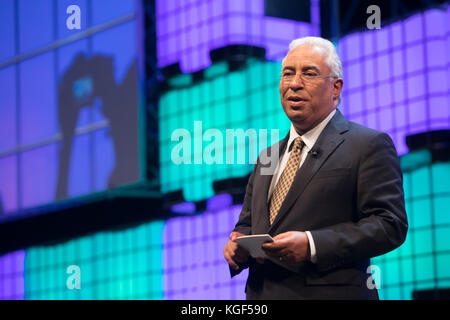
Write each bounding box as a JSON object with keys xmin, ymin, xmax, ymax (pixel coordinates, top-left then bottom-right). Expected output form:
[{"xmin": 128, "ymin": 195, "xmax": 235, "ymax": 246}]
[
  {"xmin": 230, "ymin": 232, "xmax": 245, "ymax": 242},
  {"xmin": 224, "ymin": 245, "xmax": 240, "ymax": 270},
  {"xmin": 224, "ymin": 240, "xmax": 249, "ymax": 270},
  {"xmin": 262, "ymin": 239, "xmax": 287, "ymax": 251},
  {"xmin": 227, "ymin": 257, "xmax": 239, "ymax": 270},
  {"xmin": 272, "ymin": 232, "xmax": 292, "ymax": 241}
]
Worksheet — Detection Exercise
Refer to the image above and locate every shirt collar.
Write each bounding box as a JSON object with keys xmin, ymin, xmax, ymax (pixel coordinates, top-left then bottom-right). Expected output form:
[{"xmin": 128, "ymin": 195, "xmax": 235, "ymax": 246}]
[{"xmin": 286, "ymin": 109, "xmax": 336, "ymax": 152}]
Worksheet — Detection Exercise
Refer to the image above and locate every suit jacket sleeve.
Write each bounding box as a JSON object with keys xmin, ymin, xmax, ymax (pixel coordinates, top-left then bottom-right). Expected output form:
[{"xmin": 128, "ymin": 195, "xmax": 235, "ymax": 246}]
[
  {"xmin": 229, "ymin": 166, "xmax": 256, "ymax": 277},
  {"xmin": 233, "ymin": 168, "xmax": 255, "ymax": 235},
  {"xmin": 310, "ymin": 132, "xmax": 408, "ymax": 273}
]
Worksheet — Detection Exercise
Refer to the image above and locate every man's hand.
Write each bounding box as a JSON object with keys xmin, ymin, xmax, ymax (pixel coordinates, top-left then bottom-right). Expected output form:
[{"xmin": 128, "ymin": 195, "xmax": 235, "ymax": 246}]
[
  {"xmin": 223, "ymin": 231, "xmax": 250, "ymax": 270},
  {"xmin": 262, "ymin": 231, "xmax": 310, "ymax": 265}
]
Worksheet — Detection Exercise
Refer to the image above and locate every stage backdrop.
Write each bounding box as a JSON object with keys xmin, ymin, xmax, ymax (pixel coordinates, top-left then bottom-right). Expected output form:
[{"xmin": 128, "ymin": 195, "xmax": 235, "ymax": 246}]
[{"xmin": 1, "ymin": 1, "xmax": 449, "ymax": 300}]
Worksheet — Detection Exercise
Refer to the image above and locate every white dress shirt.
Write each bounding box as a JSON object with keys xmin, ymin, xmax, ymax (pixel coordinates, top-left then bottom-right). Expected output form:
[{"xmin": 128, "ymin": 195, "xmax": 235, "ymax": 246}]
[{"xmin": 267, "ymin": 109, "xmax": 336, "ymax": 263}]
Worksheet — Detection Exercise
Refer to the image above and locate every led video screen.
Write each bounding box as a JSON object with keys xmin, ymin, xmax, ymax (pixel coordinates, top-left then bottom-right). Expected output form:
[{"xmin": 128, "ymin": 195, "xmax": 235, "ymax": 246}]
[
  {"xmin": 159, "ymin": 5, "xmax": 450, "ymax": 201},
  {"xmin": 0, "ymin": 0, "xmax": 142, "ymax": 217},
  {"xmin": 1, "ymin": 0, "xmax": 450, "ymax": 302},
  {"xmin": 156, "ymin": 0, "xmax": 318, "ymax": 73}
]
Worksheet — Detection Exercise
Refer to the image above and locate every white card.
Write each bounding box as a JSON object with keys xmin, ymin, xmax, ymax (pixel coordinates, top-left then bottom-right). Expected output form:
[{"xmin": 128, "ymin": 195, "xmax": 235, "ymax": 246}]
[{"xmin": 235, "ymin": 234, "xmax": 274, "ymax": 258}]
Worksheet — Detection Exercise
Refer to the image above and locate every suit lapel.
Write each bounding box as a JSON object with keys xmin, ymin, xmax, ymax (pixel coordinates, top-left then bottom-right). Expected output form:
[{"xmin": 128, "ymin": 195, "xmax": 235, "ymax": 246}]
[{"xmin": 268, "ymin": 110, "xmax": 349, "ymax": 231}]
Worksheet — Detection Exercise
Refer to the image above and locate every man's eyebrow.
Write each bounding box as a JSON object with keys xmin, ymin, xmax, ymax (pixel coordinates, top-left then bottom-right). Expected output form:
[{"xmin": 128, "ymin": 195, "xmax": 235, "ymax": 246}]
[
  {"xmin": 281, "ymin": 66, "xmax": 295, "ymax": 72},
  {"xmin": 301, "ymin": 65, "xmax": 320, "ymax": 72},
  {"xmin": 281, "ymin": 65, "xmax": 321, "ymax": 72}
]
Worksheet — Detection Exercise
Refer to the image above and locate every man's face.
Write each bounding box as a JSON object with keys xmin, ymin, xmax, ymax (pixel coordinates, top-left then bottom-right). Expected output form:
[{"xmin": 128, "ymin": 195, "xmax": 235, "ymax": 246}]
[{"xmin": 279, "ymin": 45, "xmax": 343, "ymax": 134}]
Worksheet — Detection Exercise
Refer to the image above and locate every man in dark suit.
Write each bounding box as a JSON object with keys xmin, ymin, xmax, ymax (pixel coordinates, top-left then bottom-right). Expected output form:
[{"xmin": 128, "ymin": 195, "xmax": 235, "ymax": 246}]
[{"xmin": 223, "ymin": 37, "xmax": 408, "ymax": 299}]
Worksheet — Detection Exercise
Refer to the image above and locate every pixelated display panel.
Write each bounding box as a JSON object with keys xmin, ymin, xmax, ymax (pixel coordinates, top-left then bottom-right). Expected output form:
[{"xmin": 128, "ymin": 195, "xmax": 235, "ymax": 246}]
[
  {"xmin": 24, "ymin": 221, "xmax": 164, "ymax": 300},
  {"xmin": 338, "ymin": 6, "xmax": 450, "ymax": 155},
  {"xmin": 163, "ymin": 194, "xmax": 247, "ymax": 299},
  {"xmin": 0, "ymin": 195, "xmax": 249, "ymax": 300},
  {"xmin": 1, "ymin": 1, "xmax": 450, "ymax": 302},
  {"xmin": 0, "ymin": 250, "xmax": 25, "ymax": 300},
  {"xmin": 0, "ymin": 0, "xmax": 140, "ymax": 217},
  {"xmin": 159, "ymin": 59, "xmax": 290, "ymax": 201},
  {"xmin": 372, "ymin": 152, "xmax": 450, "ymax": 299},
  {"xmin": 156, "ymin": 0, "xmax": 317, "ymax": 73},
  {"xmin": 1, "ymin": 165, "xmax": 450, "ymax": 301},
  {"xmin": 159, "ymin": 6, "xmax": 450, "ymax": 201}
]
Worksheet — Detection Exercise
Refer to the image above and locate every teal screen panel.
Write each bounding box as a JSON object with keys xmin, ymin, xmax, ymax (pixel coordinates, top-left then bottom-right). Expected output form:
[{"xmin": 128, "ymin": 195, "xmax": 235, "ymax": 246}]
[
  {"xmin": 372, "ymin": 158, "xmax": 450, "ymax": 299},
  {"xmin": 159, "ymin": 59, "xmax": 290, "ymax": 201},
  {"xmin": 24, "ymin": 221, "xmax": 165, "ymax": 300}
]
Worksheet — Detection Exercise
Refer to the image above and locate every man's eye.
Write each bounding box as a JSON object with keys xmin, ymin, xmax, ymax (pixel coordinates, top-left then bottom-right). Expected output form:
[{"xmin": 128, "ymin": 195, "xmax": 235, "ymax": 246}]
[
  {"xmin": 304, "ymin": 72, "xmax": 318, "ymax": 77},
  {"xmin": 283, "ymin": 72, "xmax": 293, "ymax": 77}
]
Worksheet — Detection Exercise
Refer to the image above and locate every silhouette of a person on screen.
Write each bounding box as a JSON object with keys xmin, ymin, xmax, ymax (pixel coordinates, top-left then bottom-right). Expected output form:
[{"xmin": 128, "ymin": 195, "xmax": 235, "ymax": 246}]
[{"xmin": 56, "ymin": 53, "xmax": 139, "ymax": 199}]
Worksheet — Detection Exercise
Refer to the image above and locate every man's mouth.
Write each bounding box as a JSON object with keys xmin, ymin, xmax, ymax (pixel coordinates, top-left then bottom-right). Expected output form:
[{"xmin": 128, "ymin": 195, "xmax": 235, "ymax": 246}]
[
  {"xmin": 287, "ymin": 95, "xmax": 308, "ymax": 101},
  {"xmin": 287, "ymin": 96, "xmax": 307, "ymax": 107}
]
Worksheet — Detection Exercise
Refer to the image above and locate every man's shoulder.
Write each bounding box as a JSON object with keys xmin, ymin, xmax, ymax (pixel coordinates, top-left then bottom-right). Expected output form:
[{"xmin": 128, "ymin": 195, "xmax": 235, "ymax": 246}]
[
  {"xmin": 343, "ymin": 120, "xmax": 397, "ymax": 157},
  {"xmin": 346, "ymin": 120, "xmax": 389, "ymax": 141}
]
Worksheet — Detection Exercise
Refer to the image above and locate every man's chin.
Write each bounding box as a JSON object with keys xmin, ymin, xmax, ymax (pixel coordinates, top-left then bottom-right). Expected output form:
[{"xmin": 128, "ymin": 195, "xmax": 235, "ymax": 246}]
[{"xmin": 285, "ymin": 109, "xmax": 306, "ymax": 123}]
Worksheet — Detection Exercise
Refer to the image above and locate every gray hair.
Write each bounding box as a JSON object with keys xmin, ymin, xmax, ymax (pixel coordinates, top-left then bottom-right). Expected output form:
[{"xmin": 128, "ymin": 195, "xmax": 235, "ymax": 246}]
[{"xmin": 282, "ymin": 36, "xmax": 343, "ymax": 79}]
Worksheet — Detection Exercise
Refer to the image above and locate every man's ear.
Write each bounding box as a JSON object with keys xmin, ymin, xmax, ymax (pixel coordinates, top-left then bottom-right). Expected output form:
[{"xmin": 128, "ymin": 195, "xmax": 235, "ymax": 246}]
[{"xmin": 332, "ymin": 78, "xmax": 343, "ymax": 99}]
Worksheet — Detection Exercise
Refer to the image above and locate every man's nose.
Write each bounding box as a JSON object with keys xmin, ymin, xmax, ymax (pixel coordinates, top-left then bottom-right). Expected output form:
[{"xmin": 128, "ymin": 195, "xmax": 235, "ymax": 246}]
[{"xmin": 289, "ymin": 74, "xmax": 304, "ymax": 90}]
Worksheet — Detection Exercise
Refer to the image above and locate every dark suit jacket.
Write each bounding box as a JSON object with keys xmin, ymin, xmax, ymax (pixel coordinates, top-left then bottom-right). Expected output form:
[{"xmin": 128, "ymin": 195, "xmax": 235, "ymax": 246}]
[{"xmin": 231, "ymin": 109, "xmax": 408, "ymax": 300}]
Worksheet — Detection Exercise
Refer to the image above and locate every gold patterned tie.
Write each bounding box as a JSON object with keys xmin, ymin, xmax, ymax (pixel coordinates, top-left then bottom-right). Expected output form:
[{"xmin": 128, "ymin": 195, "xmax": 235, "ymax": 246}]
[{"xmin": 269, "ymin": 137, "xmax": 304, "ymax": 224}]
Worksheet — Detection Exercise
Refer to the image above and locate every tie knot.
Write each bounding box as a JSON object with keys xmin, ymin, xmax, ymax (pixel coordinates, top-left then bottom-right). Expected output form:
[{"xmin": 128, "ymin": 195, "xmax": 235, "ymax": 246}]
[{"xmin": 292, "ymin": 137, "xmax": 303, "ymax": 152}]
